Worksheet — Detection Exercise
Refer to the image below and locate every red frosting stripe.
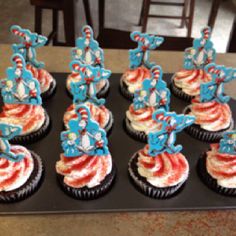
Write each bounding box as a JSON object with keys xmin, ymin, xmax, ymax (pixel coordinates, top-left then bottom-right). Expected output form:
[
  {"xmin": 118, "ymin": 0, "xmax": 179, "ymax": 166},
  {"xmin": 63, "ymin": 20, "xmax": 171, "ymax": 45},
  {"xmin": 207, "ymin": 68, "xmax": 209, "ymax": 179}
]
[
  {"xmin": 0, "ymin": 145, "xmax": 34, "ymax": 191},
  {"xmin": 56, "ymin": 153, "xmax": 112, "ymax": 188},
  {"xmin": 26, "ymin": 64, "xmax": 53, "ymax": 93}
]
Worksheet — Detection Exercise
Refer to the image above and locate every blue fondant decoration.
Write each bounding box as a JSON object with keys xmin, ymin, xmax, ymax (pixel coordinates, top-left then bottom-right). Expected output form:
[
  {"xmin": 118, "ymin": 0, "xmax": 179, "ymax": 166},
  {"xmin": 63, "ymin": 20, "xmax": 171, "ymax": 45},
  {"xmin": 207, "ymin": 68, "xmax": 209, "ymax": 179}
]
[
  {"xmin": 133, "ymin": 65, "xmax": 170, "ymax": 111},
  {"xmin": 184, "ymin": 27, "xmax": 216, "ymax": 70},
  {"xmin": 148, "ymin": 109, "xmax": 195, "ymax": 156},
  {"xmin": 219, "ymin": 130, "xmax": 236, "ymax": 155},
  {"xmin": 0, "ymin": 123, "xmax": 24, "ymax": 162},
  {"xmin": 70, "ymin": 61, "xmax": 111, "ymax": 106},
  {"xmin": 71, "ymin": 25, "xmax": 104, "ymax": 67},
  {"xmin": 61, "ymin": 105, "xmax": 109, "ymax": 157},
  {"xmin": 11, "ymin": 25, "xmax": 47, "ymax": 68},
  {"xmin": 200, "ymin": 63, "xmax": 236, "ymax": 103},
  {"xmin": 0, "ymin": 54, "xmax": 42, "ymax": 105},
  {"xmin": 129, "ymin": 31, "xmax": 164, "ymax": 69}
]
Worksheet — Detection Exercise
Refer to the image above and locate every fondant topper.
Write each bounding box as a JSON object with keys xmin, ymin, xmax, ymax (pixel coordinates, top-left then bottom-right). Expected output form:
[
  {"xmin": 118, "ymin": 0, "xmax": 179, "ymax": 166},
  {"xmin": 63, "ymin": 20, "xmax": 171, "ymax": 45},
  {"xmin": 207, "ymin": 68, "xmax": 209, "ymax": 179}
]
[
  {"xmin": 11, "ymin": 25, "xmax": 47, "ymax": 68},
  {"xmin": 61, "ymin": 105, "xmax": 109, "ymax": 157},
  {"xmin": 200, "ymin": 63, "xmax": 236, "ymax": 103},
  {"xmin": 129, "ymin": 31, "xmax": 164, "ymax": 69},
  {"xmin": 184, "ymin": 27, "xmax": 216, "ymax": 70},
  {"xmin": 70, "ymin": 61, "xmax": 111, "ymax": 106},
  {"xmin": 148, "ymin": 109, "xmax": 195, "ymax": 156},
  {"xmin": 219, "ymin": 130, "xmax": 236, "ymax": 155},
  {"xmin": 0, "ymin": 54, "xmax": 42, "ymax": 105},
  {"xmin": 71, "ymin": 25, "xmax": 104, "ymax": 67},
  {"xmin": 133, "ymin": 65, "xmax": 170, "ymax": 111},
  {"xmin": 0, "ymin": 123, "xmax": 24, "ymax": 162}
]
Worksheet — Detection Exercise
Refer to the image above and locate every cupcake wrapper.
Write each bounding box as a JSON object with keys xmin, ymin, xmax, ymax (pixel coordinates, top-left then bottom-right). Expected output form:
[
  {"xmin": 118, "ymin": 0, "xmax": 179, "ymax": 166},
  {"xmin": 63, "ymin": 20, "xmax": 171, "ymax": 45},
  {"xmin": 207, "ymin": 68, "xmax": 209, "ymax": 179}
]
[
  {"xmin": 169, "ymin": 76, "xmax": 194, "ymax": 102},
  {"xmin": 119, "ymin": 79, "xmax": 134, "ymax": 101},
  {"xmin": 10, "ymin": 110, "xmax": 51, "ymax": 144},
  {"xmin": 57, "ymin": 163, "xmax": 116, "ymax": 200},
  {"xmin": 41, "ymin": 78, "xmax": 57, "ymax": 100},
  {"xmin": 183, "ymin": 106, "xmax": 234, "ymax": 143},
  {"xmin": 66, "ymin": 80, "xmax": 110, "ymax": 99},
  {"xmin": 124, "ymin": 117, "xmax": 147, "ymax": 142},
  {"xmin": 197, "ymin": 154, "xmax": 236, "ymax": 196},
  {"xmin": 128, "ymin": 153, "xmax": 186, "ymax": 199},
  {"xmin": 0, "ymin": 151, "xmax": 44, "ymax": 203}
]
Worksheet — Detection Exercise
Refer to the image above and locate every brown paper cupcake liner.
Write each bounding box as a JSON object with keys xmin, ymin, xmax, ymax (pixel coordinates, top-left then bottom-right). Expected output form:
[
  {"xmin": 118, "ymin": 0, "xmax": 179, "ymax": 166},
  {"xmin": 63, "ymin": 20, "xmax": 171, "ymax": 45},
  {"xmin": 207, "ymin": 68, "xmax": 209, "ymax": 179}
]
[
  {"xmin": 10, "ymin": 110, "xmax": 51, "ymax": 144},
  {"xmin": 41, "ymin": 78, "xmax": 57, "ymax": 100},
  {"xmin": 124, "ymin": 117, "xmax": 147, "ymax": 142},
  {"xmin": 0, "ymin": 151, "xmax": 44, "ymax": 203},
  {"xmin": 66, "ymin": 80, "xmax": 110, "ymax": 99},
  {"xmin": 183, "ymin": 106, "xmax": 234, "ymax": 143},
  {"xmin": 197, "ymin": 154, "xmax": 236, "ymax": 196},
  {"xmin": 57, "ymin": 163, "xmax": 116, "ymax": 200},
  {"xmin": 169, "ymin": 77, "xmax": 194, "ymax": 102},
  {"xmin": 119, "ymin": 79, "xmax": 134, "ymax": 101},
  {"xmin": 128, "ymin": 153, "xmax": 186, "ymax": 199}
]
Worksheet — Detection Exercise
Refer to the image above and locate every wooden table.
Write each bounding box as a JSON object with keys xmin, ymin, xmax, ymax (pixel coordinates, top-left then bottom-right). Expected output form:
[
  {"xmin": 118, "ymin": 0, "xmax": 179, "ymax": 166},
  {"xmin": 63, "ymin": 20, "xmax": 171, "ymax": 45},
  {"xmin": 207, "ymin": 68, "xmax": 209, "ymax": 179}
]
[{"xmin": 0, "ymin": 44, "xmax": 236, "ymax": 236}]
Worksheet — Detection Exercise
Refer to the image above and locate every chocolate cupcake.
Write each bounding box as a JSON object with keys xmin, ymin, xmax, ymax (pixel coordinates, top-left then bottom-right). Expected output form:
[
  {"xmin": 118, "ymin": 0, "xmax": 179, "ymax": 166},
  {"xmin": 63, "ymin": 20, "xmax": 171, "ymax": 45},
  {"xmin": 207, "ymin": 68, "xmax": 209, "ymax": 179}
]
[
  {"xmin": 120, "ymin": 31, "xmax": 164, "ymax": 100},
  {"xmin": 124, "ymin": 66, "xmax": 170, "ymax": 142},
  {"xmin": 170, "ymin": 27, "xmax": 215, "ymax": 102},
  {"xmin": 128, "ymin": 109, "xmax": 195, "ymax": 199},
  {"xmin": 0, "ymin": 54, "xmax": 51, "ymax": 144},
  {"xmin": 198, "ymin": 139, "xmax": 236, "ymax": 196},
  {"xmin": 0, "ymin": 123, "xmax": 44, "ymax": 202},
  {"xmin": 11, "ymin": 25, "xmax": 57, "ymax": 100},
  {"xmin": 56, "ymin": 105, "xmax": 116, "ymax": 200}
]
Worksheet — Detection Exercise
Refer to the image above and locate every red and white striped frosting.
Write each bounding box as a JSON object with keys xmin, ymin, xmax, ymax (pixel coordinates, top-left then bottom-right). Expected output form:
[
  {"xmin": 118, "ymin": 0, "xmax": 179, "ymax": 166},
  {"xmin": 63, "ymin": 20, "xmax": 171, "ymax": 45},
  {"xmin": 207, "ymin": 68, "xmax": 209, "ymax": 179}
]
[
  {"xmin": 27, "ymin": 64, "xmax": 53, "ymax": 93},
  {"xmin": 0, "ymin": 104, "xmax": 46, "ymax": 135},
  {"xmin": 56, "ymin": 153, "xmax": 112, "ymax": 188},
  {"xmin": 63, "ymin": 102, "xmax": 110, "ymax": 129},
  {"xmin": 137, "ymin": 145, "xmax": 189, "ymax": 187},
  {"xmin": 173, "ymin": 69, "xmax": 212, "ymax": 96},
  {"xmin": 0, "ymin": 145, "xmax": 34, "ymax": 191},
  {"xmin": 66, "ymin": 73, "xmax": 106, "ymax": 93},
  {"xmin": 126, "ymin": 104, "xmax": 162, "ymax": 134},
  {"xmin": 188, "ymin": 97, "xmax": 232, "ymax": 131},
  {"xmin": 206, "ymin": 143, "xmax": 236, "ymax": 188},
  {"xmin": 122, "ymin": 66, "xmax": 151, "ymax": 93}
]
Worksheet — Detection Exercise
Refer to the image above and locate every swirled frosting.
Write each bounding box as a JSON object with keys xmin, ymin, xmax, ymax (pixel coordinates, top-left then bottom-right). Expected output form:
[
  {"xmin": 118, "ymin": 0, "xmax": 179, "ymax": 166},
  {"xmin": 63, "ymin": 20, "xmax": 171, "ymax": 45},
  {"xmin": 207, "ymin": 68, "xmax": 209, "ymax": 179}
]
[
  {"xmin": 122, "ymin": 67, "xmax": 151, "ymax": 93},
  {"xmin": 66, "ymin": 72, "xmax": 106, "ymax": 93},
  {"xmin": 0, "ymin": 104, "xmax": 46, "ymax": 135},
  {"xmin": 126, "ymin": 104, "xmax": 161, "ymax": 134},
  {"xmin": 0, "ymin": 145, "xmax": 34, "ymax": 191},
  {"xmin": 206, "ymin": 143, "xmax": 236, "ymax": 188},
  {"xmin": 137, "ymin": 145, "xmax": 189, "ymax": 187},
  {"xmin": 56, "ymin": 153, "xmax": 112, "ymax": 188},
  {"xmin": 173, "ymin": 69, "xmax": 212, "ymax": 96},
  {"xmin": 63, "ymin": 102, "xmax": 110, "ymax": 129},
  {"xmin": 188, "ymin": 97, "xmax": 232, "ymax": 131},
  {"xmin": 27, "ymin": 64, "xmax": 54, "ymax": 93}
]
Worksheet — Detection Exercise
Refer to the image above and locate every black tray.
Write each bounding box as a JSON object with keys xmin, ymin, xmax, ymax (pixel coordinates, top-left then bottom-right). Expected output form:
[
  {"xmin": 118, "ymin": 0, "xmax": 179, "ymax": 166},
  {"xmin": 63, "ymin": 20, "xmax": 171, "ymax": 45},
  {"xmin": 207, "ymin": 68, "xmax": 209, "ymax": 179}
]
[{"xmin": 0, "ymin": 73, "xmax": 235, "ymax": 215}]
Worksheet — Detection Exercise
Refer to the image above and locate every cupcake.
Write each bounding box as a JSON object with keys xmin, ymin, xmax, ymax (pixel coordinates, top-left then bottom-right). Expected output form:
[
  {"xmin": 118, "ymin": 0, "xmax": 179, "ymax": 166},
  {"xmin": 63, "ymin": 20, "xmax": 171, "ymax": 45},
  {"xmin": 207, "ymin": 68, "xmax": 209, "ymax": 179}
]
[
  {"xmin": 124, "ymin": 65, "xmax": 170, "ymax": 142},
  {"xmin": 0, "ymin": 123, "xmax": 43, "ymax": 202},
  {"xmin": 66, "ymin": 25, "xmax": 109, "ymax": 98},
  {"xmin": 198, "ymin": 131, "xmax": 236, "ymax": 196},
  {"xmin": 120, "ymin": 31, "xmax": 164, "ymax": 100},
  {"xmin": 184, "ymin": 63, "xmax": 235, "ymax": 142},
  {"xmin": 56, "ymin": 105, "xmax": 116, "ymax": 200},
  {"xmin": 170, "ymin": 27, "xmax": 216, "ymax": 102},
  {"xmin": 128, "ymin": 109, "xmax": 195, "ymax": 199},
  {"xmin": 64, "ymin": 61, "xmax": 113, "ymax": 134},
  {"xmin": 11, "ymin": 25, "xmax": 56, "ymax": 99},
  {"xmin": 0, "ymin": 54, "xmax": 50, "ymax": 144}
]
